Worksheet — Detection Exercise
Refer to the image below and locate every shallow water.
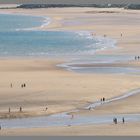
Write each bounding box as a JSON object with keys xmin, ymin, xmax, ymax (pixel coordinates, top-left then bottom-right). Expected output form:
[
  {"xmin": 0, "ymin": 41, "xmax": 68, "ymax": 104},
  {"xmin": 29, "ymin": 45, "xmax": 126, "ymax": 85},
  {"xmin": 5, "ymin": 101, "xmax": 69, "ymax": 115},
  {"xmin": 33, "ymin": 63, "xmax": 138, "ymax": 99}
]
[
  {"xmin": 0, "ymin": 14, "xmax": 116, "ymax": 58},
  {"xmin": 68, "ymin": 66, "xmax": 140, "ymax": 74},
  {"xmin": 0, "ymin": 31, "xmax": 115, "ymax": 57},
  {"xmin": 1, "ymin": 113, "xmax": 140, "ymax": 129},
  {"xmin": 1, "ymin": 88, "xmax": 140, "ymax": 129},
  {"xmin": 0, "ymin": 14, "xmax": 44, "ymax": 31},
  {"xmin": 86, "ymin": 88, "xmax": 140, "ymax": 109},
  {"xmin": 58, "ymin": 55, "xmax": 138, "ymax": 74}
]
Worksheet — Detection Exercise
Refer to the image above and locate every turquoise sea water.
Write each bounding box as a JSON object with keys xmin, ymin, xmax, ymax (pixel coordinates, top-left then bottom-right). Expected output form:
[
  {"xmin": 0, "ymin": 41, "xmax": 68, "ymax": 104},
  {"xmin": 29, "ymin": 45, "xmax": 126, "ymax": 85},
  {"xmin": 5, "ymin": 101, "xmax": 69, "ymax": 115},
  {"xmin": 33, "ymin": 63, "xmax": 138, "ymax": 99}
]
[
  {"xmin": 0, "ymin": 14, "xmax": 116, "ymax": 58},
  {"xmin": 0, "ymin": 14, "xmax": 44, "ymax": 31},
  {"xmin": 1, "ymin": 14, "xmax": 134, "ymax": 74}
]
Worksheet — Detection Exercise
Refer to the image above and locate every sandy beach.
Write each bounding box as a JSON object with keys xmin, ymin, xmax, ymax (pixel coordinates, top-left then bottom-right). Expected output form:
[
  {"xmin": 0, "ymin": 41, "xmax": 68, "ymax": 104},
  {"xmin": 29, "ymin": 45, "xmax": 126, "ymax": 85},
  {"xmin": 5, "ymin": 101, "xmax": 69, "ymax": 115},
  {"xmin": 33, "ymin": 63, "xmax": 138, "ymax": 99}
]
[{"xmin": 0, "ymin": 7, "xmax": 140, "ymax": 135}]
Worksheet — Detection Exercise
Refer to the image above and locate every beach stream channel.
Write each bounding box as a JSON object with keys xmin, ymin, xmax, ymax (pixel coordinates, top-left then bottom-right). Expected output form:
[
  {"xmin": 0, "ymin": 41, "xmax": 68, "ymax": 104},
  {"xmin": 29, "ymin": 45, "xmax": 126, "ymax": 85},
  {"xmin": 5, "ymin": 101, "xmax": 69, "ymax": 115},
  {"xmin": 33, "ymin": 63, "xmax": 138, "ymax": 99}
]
[{"xmin": 1, "ymin": 88, "xmax": 140, "ymax": 129}]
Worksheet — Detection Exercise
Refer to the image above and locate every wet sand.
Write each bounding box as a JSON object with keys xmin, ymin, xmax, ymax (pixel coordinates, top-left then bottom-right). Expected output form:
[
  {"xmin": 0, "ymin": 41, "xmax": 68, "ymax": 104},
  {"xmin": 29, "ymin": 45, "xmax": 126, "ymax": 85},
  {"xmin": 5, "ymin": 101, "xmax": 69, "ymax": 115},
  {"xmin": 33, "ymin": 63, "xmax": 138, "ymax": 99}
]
[{"xmin": 1, "ymin": 122, "xmax": 140, "ymax": 136}]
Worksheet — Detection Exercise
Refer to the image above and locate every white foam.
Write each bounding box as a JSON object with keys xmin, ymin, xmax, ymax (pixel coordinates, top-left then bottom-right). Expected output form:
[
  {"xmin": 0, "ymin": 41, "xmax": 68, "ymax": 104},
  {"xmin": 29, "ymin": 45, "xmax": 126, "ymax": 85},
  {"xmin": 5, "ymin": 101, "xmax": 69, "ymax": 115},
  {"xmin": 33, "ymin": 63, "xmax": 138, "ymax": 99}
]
[
  {"xmin": 40, "ymin": 17, "xmax": 51, "ymax": 28},
  {"xmin": 28, "ymin": 52, "xmax": 49, "ymax": 56},
  {"xmin": 57, "ymin": 32, "xmax": 117, "ymax": 73},
  {"xmin": 75, "ymin": 31, "xmax": 117, "ymax": 56},
  {"xmin": 75, "ymin": 31, "xmax": 94, "ymax": 39},
  {"xmin": 15, "ymin": 15, "xmax": 51, "ymax": 31}
]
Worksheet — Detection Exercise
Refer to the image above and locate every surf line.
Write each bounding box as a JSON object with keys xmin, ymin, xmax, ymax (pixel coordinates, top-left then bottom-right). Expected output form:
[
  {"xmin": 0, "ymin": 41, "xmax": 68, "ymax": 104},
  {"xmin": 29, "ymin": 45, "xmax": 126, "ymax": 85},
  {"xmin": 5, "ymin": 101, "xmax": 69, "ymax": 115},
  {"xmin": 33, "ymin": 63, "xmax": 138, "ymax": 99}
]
[
  {"xmin": 85, "ymin": 88, "xmax": 140, "ymax": 110},
  {"xmin": 1, "ymin": 88, "xmax": 140, "ymax": 129}
]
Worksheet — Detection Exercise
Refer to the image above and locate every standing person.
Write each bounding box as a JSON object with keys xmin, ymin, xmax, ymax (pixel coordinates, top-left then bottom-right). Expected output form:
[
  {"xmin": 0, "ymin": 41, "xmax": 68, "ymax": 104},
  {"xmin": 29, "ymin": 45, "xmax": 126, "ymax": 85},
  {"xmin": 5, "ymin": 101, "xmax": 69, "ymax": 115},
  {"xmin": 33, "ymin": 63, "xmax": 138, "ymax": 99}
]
[
  {"xmin": 71, "ymin": 114, "xmax": 74, "ymax": 119},
  {"xmin": 101, "ymin": 98, "xmax": 103, "ymax": 102},
  {"xmin": 115, "ymin": 118, "xmax": 118, "ymax": 124},
  {"xmin": 23, "ymin": 83, "xmax": 26, "ymax": 87},
  {"xmin": 10, "ymin": 83, "xmax": 13, "ymax": 88},
  {"xmin": 45, "ymin": 107, "xmax": 48, "ymax": 111},
  {"xmin": 113, "ymin": 118, "xmax": 117, "ymax": 124},
  {"xmin": 0, "ymin": 125, "xmax": 1, "ymax": 130},
  {"xmin": 19, "ymin": 106, "xmax": 22, "ymax": 112},
  {"xmin": 8, "ymin": 107, "xmax": 11, "ymax": 113},
  {"xmin": 122, "ymin": 117, "xmax": 125, "ymax": 124}
]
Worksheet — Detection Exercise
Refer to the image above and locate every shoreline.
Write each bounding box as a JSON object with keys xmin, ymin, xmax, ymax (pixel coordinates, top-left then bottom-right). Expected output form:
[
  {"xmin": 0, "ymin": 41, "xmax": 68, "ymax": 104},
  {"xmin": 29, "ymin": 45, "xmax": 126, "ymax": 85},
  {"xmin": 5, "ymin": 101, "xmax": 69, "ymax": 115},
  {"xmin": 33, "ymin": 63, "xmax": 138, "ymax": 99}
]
[
  {"xmin": 0, "ymin": 7, "xmax": 139, "ymax": 115},
  {"xmin": 1, "ymin": 7, "xmax": 140, "ymax": 55},
  {"xmin": 0, "ymin": 12, "xmax": 52, "ymax": 32},
  {"xmin": 0, "ymin": 12, "xmax": 118, "ymax": 67},
  {"xmin": 0, "ymin": 87, "xmax": 140, "ymax": 126},
  {"xmin": 1, "ymin": 122, "xmax": 140, "ymax": 136},
  {"xmin": 0, "ymin": 7, "xmax": 140, "ymax": 135}
]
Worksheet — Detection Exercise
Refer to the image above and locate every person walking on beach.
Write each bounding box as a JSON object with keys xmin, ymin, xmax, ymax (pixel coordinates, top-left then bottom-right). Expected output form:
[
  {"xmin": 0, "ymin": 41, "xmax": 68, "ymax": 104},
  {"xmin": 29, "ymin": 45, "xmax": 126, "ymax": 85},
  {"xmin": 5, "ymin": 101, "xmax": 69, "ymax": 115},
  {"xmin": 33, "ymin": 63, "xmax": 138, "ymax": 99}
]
[
  {"xmin": 8, "ymin": 107, "xmax": 11, "ymax": 113},
  {"xmin": 21, "ymin": 84, "xmax": 23, "ymax": 88},
  {"xmin": 10, "ymin": 83, "xmax": 13, "ymax": 88},
  {"xmin": 71, "ymin": 114, "xmax": 74, "ymax": 119},
  {"xmin": 115, "ymin": 118, "xmax": 118, "ymax": 124},
  {"xmin": 23, "ymin": 83, "xmax": 26, "ymax": 88},
  {"xmin": 103, "ymin": 97, "xmax": 105, "ymax": 102},
  {"xmin": 122, "ymin": 117, "xmax": 125, "ymax": 124},
  {"xmin": 101, "ymin": 98, "xmax": 103, "ymax": 102},
  {"xmin": 45, "ymin": 107, "xmax": 48, "ymax": 111},
  {"xmin": 113, "ymin": 118, "xmax": 117, "ymax": 124},
  {"xmin": 19, "ymin": 106, "xmax": 22, "ymax": 112}
]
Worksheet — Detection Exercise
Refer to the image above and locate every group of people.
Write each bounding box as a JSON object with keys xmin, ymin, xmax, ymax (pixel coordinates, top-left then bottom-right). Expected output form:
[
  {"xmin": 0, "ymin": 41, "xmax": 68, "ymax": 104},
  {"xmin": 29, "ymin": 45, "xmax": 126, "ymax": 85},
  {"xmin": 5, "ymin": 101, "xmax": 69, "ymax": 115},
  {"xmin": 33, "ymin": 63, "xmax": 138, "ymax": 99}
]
[
  {"xmin": 135, "ymin": 56, "xmax": 140, "ymax": 60},
  {"xmin": 8, "ymin": 106, "xmax": 49, "ymax": 114},
  {"xmin": 91, "ymin": 33, "xmax": 123, "ymax": 38},
  {"xmin": 113, "ymin": 117, "xmax": 125, "ymax": 124},
  {"xmin": 21, "ymin": 83, "xmax": 26, "ymax": 88},
  {"xmin": 8, "ymin": 106, "xmax": 23, "ymax": 113},
  {"xmin": 101, "ymin": 97, "xmax": 106, "ymax": 103},
  {"xmin": 10, "ymin": 83, "xmax": 26, "ymax": 88}
]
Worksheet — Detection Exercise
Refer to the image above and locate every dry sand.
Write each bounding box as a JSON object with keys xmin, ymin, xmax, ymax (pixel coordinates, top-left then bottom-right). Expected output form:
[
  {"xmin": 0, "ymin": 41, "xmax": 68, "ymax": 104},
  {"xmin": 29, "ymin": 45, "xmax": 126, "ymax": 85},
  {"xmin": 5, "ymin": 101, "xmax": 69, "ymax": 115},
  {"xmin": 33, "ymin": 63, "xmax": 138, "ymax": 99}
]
[{"xmin": 0, "ymin": 7, "xmax": 140, "ymax": 135}]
